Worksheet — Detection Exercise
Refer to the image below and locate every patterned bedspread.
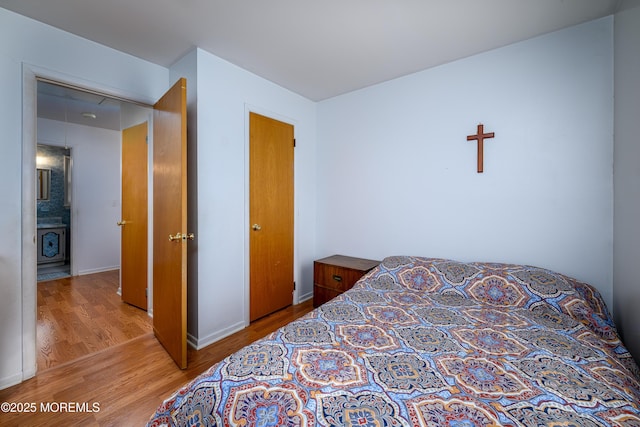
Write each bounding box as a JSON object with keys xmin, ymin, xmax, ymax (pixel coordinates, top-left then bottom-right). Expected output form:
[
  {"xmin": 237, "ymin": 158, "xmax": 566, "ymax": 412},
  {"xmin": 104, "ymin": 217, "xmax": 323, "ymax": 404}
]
[{"xmin": 148, "ymin": 256, "xmax": 640, "ymax": 426}]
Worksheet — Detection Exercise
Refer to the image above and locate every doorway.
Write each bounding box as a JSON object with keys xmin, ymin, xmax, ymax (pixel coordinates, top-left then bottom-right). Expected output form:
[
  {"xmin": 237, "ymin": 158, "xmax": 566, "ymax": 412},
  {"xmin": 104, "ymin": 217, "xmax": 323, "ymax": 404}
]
[
  {"xmin": 36, "ymin": 143, "xmax": 71, "ymax": 282},
  {"xmin": 33, "ymin": 79, "xmax": 153, "ymax": 370}
]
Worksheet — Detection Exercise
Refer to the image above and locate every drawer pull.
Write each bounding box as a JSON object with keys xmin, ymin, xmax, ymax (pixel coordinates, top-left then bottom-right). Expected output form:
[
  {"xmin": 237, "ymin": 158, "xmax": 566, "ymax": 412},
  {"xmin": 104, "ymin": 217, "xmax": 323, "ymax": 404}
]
[{"xmin": 332, "ymin": 274, "xmax": 342, "ymax": 282}]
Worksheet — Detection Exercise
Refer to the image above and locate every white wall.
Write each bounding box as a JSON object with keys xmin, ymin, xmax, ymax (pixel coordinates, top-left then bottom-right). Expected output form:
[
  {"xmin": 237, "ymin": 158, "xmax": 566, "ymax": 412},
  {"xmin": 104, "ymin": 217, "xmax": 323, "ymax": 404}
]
[
  {"xmin": 0, "ymin": 7, "xmax": 168, "ymax": 389},
  {"xmin": 0, "ymin": 6, "xmax": 316, "ymax": 387},
  {"xmin": 185, "ymin": 49, "xmax": 317, "ymax": 348},
  {"xmin": 38, "ymin": 118, "xmax": 121, "ymax": 275},
  {"xmin": 317, "ymin": 18, "xmax": 615, "ymax": 310},
  {"xmin": 1, "ymin": 3, "xmax": 631, "ymax": 389},
  {"xmin": 613, "ymin": 2, "xmax": 640, "ymax": 362}
]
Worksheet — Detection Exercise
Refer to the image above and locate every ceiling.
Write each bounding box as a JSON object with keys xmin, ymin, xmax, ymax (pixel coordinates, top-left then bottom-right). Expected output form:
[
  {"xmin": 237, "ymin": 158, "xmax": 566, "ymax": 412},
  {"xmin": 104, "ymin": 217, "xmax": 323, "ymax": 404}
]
[
  {"xmin": 1, "ymin": 0, "xmax": 623, "ymax": 103},
  {"xmin": 4, "ymin": 0, "xmax": 626, "ymax": 130},
  {"xmin": 37, "ymin": 81, "xmax": 125, "ymax": 131}
]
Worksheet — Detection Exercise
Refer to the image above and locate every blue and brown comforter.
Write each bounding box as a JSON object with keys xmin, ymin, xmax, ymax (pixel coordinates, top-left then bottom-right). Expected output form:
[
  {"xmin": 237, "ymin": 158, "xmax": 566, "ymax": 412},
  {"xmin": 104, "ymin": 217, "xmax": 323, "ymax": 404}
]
[{"xmin": 148, "ymin": 256, "xmax": 640, "ymax": 426}]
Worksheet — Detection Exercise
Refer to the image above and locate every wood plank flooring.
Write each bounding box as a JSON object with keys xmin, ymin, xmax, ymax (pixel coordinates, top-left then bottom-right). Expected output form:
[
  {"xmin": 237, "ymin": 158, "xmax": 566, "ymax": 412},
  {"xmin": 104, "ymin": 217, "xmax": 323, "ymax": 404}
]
[
  {"xmin": 0, "ymin": 272, "xmax": 313, "ymax": 426},
  {"xmin": 37, "ymin": 270, "xmax": 152, "ymax": 370}
]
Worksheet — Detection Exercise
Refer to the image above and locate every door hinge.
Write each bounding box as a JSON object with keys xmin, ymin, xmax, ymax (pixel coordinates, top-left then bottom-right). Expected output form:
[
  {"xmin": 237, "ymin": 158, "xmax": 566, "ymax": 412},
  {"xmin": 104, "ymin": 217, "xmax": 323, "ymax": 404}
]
[
  {"xmin": 145, "ymin": 287, "xmax": 148, "ymax": 297},
  {"xmin": 293, "ymin": 138, "xmax": 296, "ymax": 147},
  {"xmin": 293, "ymin": 281, "xmax": 296, "ymax": 290}
]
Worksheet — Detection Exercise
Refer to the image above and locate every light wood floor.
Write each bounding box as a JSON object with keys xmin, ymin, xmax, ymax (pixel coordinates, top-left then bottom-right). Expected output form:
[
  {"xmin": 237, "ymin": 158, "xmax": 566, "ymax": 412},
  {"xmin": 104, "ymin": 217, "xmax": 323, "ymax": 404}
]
[
  {"xmin": 0, "ymin": 272, "xmax": 314, "ymax": 426},
  {"xmin": 37, "ymin": 270, "xmax": 152, "ymax": 370}
]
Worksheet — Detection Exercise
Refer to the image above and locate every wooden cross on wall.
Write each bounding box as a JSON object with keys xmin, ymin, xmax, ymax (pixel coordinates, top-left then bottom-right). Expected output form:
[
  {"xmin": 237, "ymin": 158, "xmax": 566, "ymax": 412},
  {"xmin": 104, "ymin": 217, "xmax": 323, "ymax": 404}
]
[{"xmin": 466, "ymin": 123, "xmax": 495, "ymax": 173}]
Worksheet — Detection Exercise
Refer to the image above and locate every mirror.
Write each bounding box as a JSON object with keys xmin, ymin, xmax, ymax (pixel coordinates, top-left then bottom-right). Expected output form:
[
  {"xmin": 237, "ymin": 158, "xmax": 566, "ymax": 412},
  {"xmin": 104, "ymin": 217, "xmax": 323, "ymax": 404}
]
[
  {"xmin": 64, "ymin": 155, "xmax": 71, "ymax": 207},
  {"xmin": 37, "ymin": 168, "xmax": 50, "ymax": 200}
]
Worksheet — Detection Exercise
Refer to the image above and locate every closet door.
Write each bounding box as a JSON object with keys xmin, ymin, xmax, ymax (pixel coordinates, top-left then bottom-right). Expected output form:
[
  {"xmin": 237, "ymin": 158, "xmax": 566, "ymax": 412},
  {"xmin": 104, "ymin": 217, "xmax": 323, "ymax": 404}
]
[{"xmin": 249, "ymin": 112, "xmax": 294, "ymax": 321}]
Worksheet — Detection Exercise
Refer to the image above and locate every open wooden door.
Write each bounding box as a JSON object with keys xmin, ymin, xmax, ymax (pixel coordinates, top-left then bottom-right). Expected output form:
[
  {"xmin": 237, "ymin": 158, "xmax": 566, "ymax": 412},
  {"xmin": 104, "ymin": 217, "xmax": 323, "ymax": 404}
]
[
  {"xmin": 153, "ymin": 78, "xmax": 189, "ymax": 369},
  {"xmin": 120, "ymin": 122, "xmax": 148, "ymax": 310}
]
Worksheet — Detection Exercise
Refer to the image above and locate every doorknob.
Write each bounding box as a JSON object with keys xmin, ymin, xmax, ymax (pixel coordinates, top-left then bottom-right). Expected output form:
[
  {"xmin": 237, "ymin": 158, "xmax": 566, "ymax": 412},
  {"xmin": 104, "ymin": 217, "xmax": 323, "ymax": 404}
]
[
  {"xmin": 117, "ymin": 220, "xmax": 127, "ymax": 226},
  {"xmin": 252, "ymin": 224, "xmax": 262, "ymax": 231},
  {"xmin": 169, "ymin": 232, "xmax": 195, "ymax": 241}
]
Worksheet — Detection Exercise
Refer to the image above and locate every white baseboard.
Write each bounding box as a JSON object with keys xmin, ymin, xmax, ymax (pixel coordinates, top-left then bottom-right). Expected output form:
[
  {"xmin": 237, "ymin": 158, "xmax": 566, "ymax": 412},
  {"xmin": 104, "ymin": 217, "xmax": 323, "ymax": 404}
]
[
  {"xmin": 78, "ymin": 266, "xmax": 119, "ymax": 276},
  {"xmin": 188, "ymin": 321, "xmax": 247, "ymax": 350},
  {"xmin": 187, "ymin": 295, "xmax": 314, "ymax": 351},
  {"xmin": 186, "ymin": 333, "xmax": 198, "ymax": 349},
  {"xmin": 22, "ymin": 363, "xmax": 36, "ymax": 382},
  {"xmin": 297, "ymin": 291, "xmax": 313, "ymax": 304},
  {"xmin": 0, "ymin": 372, "xmax": 23, "ymax": 391}
]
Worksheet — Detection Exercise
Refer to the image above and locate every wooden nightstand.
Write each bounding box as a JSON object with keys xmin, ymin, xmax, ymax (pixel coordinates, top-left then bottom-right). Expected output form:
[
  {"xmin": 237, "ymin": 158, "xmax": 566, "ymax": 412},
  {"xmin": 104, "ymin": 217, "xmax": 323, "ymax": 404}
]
[{"xmin": 313, "ymin": 255, "xmax": 380, "ymax": 307}]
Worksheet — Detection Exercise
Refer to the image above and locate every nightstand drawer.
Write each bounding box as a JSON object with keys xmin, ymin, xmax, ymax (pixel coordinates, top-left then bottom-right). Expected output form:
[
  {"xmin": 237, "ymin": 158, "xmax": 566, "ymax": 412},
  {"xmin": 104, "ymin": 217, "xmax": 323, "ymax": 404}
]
[
  {"xmin": 313, "ymin": 286, "xmax": 343, "ymax": 307},
  {"xmin": 314, "ymin": 264, "xmax": 364, "ymax": 292},
  {"xmin": 313, "ymin": 255, "xmax": 380, "ymax": 307}
]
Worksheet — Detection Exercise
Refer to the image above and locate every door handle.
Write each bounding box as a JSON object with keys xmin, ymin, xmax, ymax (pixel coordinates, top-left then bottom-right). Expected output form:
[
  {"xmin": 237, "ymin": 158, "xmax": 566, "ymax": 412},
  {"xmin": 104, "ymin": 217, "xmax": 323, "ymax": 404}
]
[
  {"xmin": 169, "ymin": 232, "xmax": 196, "ymax": 241},
  {"xmin": 252, "ymin": 224, "xmax": 262, "ymax": 231},
  {"xmin": 117, "ymin": 220, "xmax": 127, "ymax": 226}
]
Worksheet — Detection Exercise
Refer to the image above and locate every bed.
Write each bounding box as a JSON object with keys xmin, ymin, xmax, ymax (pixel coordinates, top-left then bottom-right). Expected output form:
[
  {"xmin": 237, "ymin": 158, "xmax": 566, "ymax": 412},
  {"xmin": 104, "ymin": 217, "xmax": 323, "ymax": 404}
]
[{"xmin": 148, "ymin": 256, "xmax": 640, "ymax": 426}]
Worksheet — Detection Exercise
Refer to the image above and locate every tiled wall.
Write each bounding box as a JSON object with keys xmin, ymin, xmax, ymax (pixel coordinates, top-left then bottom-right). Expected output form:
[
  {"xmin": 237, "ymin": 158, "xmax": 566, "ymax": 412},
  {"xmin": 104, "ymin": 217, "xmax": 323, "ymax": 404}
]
[{"xmin": 36, "ymin": 144, "xmax": 71, "ymax": 254}]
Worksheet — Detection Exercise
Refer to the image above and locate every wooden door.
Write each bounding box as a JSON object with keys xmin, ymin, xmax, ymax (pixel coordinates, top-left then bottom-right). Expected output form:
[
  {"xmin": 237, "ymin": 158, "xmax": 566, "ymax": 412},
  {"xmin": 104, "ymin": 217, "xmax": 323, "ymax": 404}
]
[
  {"xmin": 120, "ymin": 122, "xmax": 148, "ymax": 310},
  {"xmin": 153, "ymin": 78, "xmax": 189, "ymax": 369},
  {"xmin": 249, "ymin": 112, "xmax": 294, "ymax": 321}
]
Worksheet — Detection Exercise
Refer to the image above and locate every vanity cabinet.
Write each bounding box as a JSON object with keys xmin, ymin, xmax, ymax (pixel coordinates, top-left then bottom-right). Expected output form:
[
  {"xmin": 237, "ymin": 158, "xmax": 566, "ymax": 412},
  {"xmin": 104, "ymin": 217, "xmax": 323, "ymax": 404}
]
[{"xmin": 37, "ymin": 226, "xmax": 66, "ymax": 265}]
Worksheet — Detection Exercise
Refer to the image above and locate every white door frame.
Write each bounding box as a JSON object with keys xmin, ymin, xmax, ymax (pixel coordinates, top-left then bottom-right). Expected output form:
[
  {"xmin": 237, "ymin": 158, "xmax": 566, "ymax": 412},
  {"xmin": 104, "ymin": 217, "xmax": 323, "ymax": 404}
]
[{"xmin": 20, "ymin": 63, "xmax": 155, "ymax": 381}]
